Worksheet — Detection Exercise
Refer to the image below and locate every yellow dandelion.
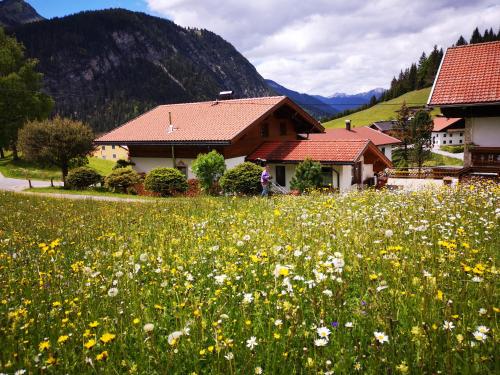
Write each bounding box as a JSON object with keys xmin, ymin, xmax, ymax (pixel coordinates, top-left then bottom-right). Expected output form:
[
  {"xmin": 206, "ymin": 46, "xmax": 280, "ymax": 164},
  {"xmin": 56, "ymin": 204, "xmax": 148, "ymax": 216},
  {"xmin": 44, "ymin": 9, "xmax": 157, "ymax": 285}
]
[
  {"xmin": 96, "ymin": 351, "xmax": 108, "ymax": 361},
  {"xmin": 39, "ymin": 340, "xmax": 50, "ymax": 351},
  {"xmin": 89, "ymin": 321, "xmax": 99, "ymax": 328},
  {"xmin": 100, "ymin": 333, "xmax": 116, "ymax": 344},
  {"xmin": 57, "ymin": 335, "xmax": 69, "ymax": 344},
  {"xmin": 84, "ymin": 339, "xmax": 96, "ymax": 349}
]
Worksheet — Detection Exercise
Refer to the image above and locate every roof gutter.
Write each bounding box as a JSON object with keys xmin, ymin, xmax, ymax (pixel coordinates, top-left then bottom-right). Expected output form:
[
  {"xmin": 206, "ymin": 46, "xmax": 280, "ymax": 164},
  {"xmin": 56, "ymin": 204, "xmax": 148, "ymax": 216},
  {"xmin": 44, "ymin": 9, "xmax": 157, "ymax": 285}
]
[
  {"xmin": 433, "ymin": 101, "xmax": 500, "ymax": 108},
  {"xmin": 93, "ymin": 140, "xmax": 232, "ymax": 146}
]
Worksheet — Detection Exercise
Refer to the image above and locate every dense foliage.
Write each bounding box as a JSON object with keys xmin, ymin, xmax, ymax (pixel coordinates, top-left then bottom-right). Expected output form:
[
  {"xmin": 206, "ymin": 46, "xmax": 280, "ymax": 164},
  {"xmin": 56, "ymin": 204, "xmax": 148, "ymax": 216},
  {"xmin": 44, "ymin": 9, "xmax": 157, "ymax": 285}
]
[
  {"xmin": 191, "ymin": 150, "xmax": 226, "ymax": 193},
  {"xmin": 0, "ymin": 27, "xmax": 53, "ymax": 158},
  {"xmin": 17, "ymin": 117, "xmax": 95, "ymax": 183},
  {"xmin": 409, "ymin": 111, "xmax": 433, "ymax": 169},
  {"xmin": 8, "ymin": 9, "xmax": 271, "ymax": 132},
  {"xmin": 220, "ymin": 162, "xmax": 262, "ymax": 195},
  {"xmin": 66, "ymin": 166, "xmax": 102, "ymax": 189},
  {"xmin": 290, "ymin": 158, "xmax": 323, "ymax": 192},
  {"xmin": 113, "ymin": 159, "xmax": 135, "ymax": 170},
  {"xmin": 144, "ymin": 167, "xmax": 188, "ymax": 196},
  {"xmin": 0, "ymin": 183, "xmax": 498, "ymax": 373},
  {"xmin": 104, "ymin": 167, "xmax": 141, "ymax": 193}
]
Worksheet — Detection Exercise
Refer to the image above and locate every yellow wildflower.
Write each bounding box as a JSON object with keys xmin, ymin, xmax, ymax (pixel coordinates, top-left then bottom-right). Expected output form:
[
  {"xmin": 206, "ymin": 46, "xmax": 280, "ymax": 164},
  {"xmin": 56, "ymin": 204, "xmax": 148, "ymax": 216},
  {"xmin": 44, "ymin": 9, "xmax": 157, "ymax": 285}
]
[
  {"xmin": 39, "ymin": 340, "xmax": 50, "ymax": 351},
  {"xmin": 57, "ymin": 335, "xmax": 69, "ymax": 344},
  {"xmin": 100, "ymin": 333, "xmax": 116, "ymax": 344},
  {"xmin": 96, "ymin": 351, "xmax": 108, "ymax": 361},
  {"xmin": 84, "ymin": 339, "xmax": 96, "ymax": 349}
]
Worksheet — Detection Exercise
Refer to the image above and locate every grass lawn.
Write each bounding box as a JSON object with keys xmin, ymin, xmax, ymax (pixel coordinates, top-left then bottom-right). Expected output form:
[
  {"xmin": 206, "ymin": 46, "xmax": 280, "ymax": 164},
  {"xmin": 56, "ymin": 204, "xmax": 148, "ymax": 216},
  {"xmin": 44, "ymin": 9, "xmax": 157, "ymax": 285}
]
[
  {"xmin": 25, "ymin": 186, "xmax": 157, "ymax": 199},
  {"xmin": 323, "ymin": 88, "xmax": 440, "ymax": 128},
  {"xmin": 392, "ymin": 149, "xmax": 463, "ymax": 168},
  {"xmin": 0, "ymin": 185, "xmax": 498, "ymax": 373},
  {"xmin": 0, "ymin": 153, "xmax": 115, "ymax": 181}
]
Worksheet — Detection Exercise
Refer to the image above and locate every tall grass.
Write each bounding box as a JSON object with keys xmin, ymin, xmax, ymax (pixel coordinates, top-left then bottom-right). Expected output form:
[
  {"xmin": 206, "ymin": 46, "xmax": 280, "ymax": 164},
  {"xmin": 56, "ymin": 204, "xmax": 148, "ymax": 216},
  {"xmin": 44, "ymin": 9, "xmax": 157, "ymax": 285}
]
[{"xmin": 0, "ymin": 183, "xmax": 498, "ymax": 374}]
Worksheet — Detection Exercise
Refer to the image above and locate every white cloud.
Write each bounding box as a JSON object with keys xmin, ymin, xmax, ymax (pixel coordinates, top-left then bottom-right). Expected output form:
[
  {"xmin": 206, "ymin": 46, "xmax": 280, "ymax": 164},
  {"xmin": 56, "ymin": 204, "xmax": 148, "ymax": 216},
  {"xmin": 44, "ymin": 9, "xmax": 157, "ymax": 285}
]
[{"xmin": 146, "ymin": 0, "xmax": 500, "ymax": 95}]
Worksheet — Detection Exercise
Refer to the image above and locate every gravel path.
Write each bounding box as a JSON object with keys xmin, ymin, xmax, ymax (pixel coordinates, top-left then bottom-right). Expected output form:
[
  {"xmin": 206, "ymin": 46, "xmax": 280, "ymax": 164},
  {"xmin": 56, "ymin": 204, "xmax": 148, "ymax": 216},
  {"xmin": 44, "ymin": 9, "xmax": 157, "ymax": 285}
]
[
  {"xmin": 0, "ymin": 171, "xmax": 62, "ymax": 192},
  {"xmin": 432, "ymin": 148, "xmax": 464, "ymax": 160}
]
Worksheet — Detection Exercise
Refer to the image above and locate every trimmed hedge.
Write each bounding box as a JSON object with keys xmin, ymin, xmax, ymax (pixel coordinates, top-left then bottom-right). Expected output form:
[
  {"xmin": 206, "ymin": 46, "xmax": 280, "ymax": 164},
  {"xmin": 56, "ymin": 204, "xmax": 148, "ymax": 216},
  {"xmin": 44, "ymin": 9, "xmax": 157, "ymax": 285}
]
[
  {"xmin": 144, "ymin": 168, "xmax": 188, "ymax": 196},
  {"xmin": 105, "ymin": 168, "xmax": 141, "ymax": 193},
  {"xmin": 220, "ymin": 162, "xmax": 263, "ymax": 195},
  {"xmin": 66, "ymin": 167, "xmax": 102, "ymax": 189}
]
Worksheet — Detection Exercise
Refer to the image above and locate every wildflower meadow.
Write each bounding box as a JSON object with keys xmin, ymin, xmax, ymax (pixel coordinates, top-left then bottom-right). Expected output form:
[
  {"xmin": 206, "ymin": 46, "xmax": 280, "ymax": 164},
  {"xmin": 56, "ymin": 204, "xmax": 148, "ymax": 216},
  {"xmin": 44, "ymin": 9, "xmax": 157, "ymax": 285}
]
[{"xmin": 0, "ymin": 183, "xmax": 498, "ymax": 374}]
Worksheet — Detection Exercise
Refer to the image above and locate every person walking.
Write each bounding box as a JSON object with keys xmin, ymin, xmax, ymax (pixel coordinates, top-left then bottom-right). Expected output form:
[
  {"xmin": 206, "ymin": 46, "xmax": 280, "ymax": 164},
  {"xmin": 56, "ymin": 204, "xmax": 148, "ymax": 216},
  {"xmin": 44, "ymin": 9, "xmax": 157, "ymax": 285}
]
[{"xmin": 261, "ymin": 164, "xmax": 272, "ymax": 197}]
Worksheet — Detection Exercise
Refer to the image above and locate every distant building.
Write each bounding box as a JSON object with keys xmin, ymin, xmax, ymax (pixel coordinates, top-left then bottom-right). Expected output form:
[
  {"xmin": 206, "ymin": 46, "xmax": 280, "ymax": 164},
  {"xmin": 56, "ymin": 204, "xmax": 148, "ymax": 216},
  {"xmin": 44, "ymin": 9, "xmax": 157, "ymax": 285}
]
[
  {"xmin": 431, "ymin": 117, "xmax": 465, "ymax": 148},
  {"xmin": 307, "ymin": 123, "xmax": 401, "ymax": 161},
  {"xmin": 369, "ymin": 120, "xmax": 398, "ymax": 135},
  {"xmin": 92, "ymin": 144, "xmax": 128, "ymax": 160},
  {"xmin": 428, "ymin": 41, "xmax": 500, "ymax": 173}
]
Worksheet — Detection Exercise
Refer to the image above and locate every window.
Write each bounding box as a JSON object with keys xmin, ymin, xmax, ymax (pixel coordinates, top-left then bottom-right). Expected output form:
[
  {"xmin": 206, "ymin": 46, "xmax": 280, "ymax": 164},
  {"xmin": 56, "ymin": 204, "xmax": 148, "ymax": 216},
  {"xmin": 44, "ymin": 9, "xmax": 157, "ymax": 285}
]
[
  {"xmin": 320, "ymin": 167, "xmax": 333, "ymax": 187},
  {"xmin": 176, "ymin": 161, "xmax": 188, "ymax": 178},
  {"xmin": 381, "ymin": 147, "xmax": 386, "ymax": 154},
  {"xmin": 101, "ymin": 146, "xmax": 105, "ymax": 150},
  {"xmin": 275, "ymin": 166, "xmax": 286, "ymax": 186},
  {"xmin": 443, "ymin": 134, "xmax": 446, "ymax": 137},
  {"xmin": 261, "ymin": 123, "xmax": 269, "ymax": 138},
  {"xmin": 112, "ymin": 145, "xmax": 116, "ymax": 149},
  {"xmin": 279, "ymin": 122, "xmax": 287, "ymax": 136},
  {"xmin": 112, "ymin": 154, "xmax": 116, "ymax": 159},
  {"xmin": 460, "ymin": 132, "xmax": 463, "ymax": 137},
  {"xmin": 443, "ymin": 141, "xmax": 446, "ymax": 144},
  {"xmin": 459, "ymin": 140, "xmax": 463, "ymax": 144}
]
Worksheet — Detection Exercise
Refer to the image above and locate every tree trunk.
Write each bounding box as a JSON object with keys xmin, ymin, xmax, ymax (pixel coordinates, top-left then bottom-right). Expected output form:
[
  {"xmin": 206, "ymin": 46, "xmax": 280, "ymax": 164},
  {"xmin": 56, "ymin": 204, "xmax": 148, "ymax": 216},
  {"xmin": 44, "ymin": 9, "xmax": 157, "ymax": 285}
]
[
  {"xmin": 0, "ymin": 148, "xmax": 4, "ymax": 159},
  {"xmin": 11, "ymin": 143, "xmax": 19, "ymax": 160},
  {"xmin": 62, "ymin": 163, "xmax": 69, "ymax": 188}
]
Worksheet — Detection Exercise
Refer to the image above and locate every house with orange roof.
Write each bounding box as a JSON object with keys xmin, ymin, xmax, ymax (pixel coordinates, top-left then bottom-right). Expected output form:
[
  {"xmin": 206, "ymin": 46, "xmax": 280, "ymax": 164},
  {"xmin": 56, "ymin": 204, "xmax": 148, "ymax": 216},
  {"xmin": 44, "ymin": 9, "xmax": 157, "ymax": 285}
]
[
  {"xmin": 428, "ymin": 41, "xmax": 500, "ymax": 173},
  {"xmin": 431, "ymin": 116, "xmax": 465, "ymax": 148},
  {"xmin": 307, "ymin": 121, "xmax": 401, "ymax": 161},
  {"xmin": 95, "ymin": 95, "xmax": 391, "ymax": 192}
]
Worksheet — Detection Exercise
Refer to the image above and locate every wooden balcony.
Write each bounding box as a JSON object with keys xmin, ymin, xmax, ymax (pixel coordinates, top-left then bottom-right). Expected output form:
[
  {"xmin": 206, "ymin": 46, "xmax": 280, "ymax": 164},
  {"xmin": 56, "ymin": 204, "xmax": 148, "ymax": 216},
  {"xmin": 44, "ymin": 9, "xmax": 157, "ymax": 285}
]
[{"xmin": 470, "ymin": 147, "xmax": 500, "ymax": 168}]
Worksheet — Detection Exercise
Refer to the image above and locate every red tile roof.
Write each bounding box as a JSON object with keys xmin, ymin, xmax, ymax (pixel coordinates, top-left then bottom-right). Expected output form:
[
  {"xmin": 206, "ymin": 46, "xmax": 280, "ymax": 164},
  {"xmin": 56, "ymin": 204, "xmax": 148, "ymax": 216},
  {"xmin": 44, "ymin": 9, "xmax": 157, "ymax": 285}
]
[
  {"xmin": 429, "ymin": 41, "xmax": 500, "ymax": 106},
  {"xmin": 432, "ymin": 117, "xmax": 464, "ymax": 132},
  {"xmin": 95, "ymin": 96, "xmax": 323, "ymax": 144},
  {"xmin": 307, "ymin": 126, "xmax": 401, "ymax": 146},
  {"xmin": 248, "ymin": 140, "xmax": 371, "ymax": 164}
]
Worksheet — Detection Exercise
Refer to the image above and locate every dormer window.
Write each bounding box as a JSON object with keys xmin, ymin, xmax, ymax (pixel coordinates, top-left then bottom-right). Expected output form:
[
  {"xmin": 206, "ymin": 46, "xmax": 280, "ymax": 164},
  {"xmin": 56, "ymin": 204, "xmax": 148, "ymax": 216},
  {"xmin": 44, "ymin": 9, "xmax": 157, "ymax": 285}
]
[{"xmin": 261, "ymin": 123, "xmax": 269, "ymax": 138}]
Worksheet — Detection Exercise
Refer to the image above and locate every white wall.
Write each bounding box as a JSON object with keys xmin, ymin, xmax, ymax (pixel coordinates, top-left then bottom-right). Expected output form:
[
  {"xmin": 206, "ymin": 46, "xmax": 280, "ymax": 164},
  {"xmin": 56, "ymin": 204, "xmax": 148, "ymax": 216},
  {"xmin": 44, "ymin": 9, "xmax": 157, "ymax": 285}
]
[
  {"xmin": 225, "ymin": 156, "xmax": 246, "ymax": 170},
  {"xmin": 378, "ymin": 145, "xmax": 392, "ymax": 161},
  {"xmin": 471, "ymin": 117, "xmax": 500, "ymax": 147},
  {"xmin": 131, "ymin": 157, "xmax": 196, "ymax": 179},
  {"xmin": 432, "ymin": 130, "xmax": 465, "ymax": 147}
]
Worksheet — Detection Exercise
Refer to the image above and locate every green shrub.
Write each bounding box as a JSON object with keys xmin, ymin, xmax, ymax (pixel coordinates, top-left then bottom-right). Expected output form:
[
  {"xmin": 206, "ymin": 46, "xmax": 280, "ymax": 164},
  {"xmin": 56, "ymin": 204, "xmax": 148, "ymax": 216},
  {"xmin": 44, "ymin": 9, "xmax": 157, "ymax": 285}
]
[
  {"xmin": 290, "ymin": 158, "xmax": 322, "ymax": 193},
  {"xmin": 191, "ymin": 150, "xmax": 226, "ymax": 193},
  {"xmin": 104, "ymin": 167, "xmax": 141, "ymax": 193},
  {"xmin": 66, "ymin": 166, "xmax": 102, "ymax": 189},
  {"xmin": 113, "ymin": 159, "xmax": 136, "ymax": 169},
  {"xmin": 220, "ymin": 162, "xmax": 262, "ymax": 195},
  {"xmin": 144, "ymin": 168, "xmax": 188, "ymax": 196},
  {"xmin": 440, "ymin": 145, "xmax": 464, "ymax": 153}
]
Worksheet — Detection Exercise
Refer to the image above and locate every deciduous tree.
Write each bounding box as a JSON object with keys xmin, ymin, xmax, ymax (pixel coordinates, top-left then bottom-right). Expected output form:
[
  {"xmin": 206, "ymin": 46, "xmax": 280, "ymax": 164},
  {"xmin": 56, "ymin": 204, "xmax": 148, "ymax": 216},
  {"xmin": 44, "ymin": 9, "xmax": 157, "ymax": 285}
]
[{"xmin": 18, "ymin": 117, "xmax": 95, "ymax": 184}]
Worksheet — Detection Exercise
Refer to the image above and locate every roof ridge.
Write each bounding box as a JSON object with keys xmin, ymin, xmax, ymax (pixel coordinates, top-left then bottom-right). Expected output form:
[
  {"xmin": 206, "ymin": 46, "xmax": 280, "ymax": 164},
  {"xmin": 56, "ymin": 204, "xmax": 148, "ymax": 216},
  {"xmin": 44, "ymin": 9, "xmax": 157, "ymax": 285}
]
[
  {"xmin": 157, "ymin": 96, "xmax": 286, "ymax": 107},
  {"xmin": 449, "ymin": 40, "xmax": 500, "ymax": 49}
]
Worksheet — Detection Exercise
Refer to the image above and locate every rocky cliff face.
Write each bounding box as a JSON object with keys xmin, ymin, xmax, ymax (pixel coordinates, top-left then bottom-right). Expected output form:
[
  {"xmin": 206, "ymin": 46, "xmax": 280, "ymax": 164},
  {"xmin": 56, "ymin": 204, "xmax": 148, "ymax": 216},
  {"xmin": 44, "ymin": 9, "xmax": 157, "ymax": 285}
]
[
  {"xmin": 0, "ymin": 0, "xmax": 44, "ymax": 28},
  {"xmin": 8, "ymin": 9, "xmax": 273, "ymax": 132}
]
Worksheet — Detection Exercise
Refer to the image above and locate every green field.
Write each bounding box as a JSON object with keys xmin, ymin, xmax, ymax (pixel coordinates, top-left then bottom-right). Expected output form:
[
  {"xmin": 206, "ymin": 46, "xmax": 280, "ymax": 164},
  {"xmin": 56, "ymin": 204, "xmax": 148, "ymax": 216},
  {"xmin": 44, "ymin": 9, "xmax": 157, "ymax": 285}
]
[
  {"xmin": 0, "ymin": 185, "xmax": 498, "ymax": 374},
  {"xmin": 323, "ymin": 88, "xmax": 440, "ymax": 128},
  {"xmin": 0, "ymin": 153, "xmax": 115, "ymax": 181},
  {"xmin": 25, "ymin": 186, "xmax": 156, "ymax": 200}
]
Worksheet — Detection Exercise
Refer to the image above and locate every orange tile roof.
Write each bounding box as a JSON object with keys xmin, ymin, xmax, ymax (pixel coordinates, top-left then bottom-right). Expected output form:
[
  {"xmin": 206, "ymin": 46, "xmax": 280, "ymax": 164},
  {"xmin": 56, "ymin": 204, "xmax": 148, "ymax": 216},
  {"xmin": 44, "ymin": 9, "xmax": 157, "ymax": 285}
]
[
  {"xmin": 247, "ymin": 140, "xmax": 371, "ymax": 163},
  {"xmin": 432, "ymin": 117, "xmax": 464, "ymax": 132},
  {"xmin": 96, "ymin": 96, "xmax": 322, "ymax": 144},
  {"xmin": 429, "ymin": 41, "xmax": 500, "ymax": 106},
  {"xmin": 307, "ymin": 126, "xmax": 401, "ymax": 146}
]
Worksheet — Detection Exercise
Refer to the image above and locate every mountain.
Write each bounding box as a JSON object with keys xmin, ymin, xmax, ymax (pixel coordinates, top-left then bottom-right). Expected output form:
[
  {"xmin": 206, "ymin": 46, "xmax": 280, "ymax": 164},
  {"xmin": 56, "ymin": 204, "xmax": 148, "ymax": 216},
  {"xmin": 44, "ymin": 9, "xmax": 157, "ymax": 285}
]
[
  {"xmin": 313, "ymin": 88, "xmax": 385, "ymax": 112},
  {"xmin": 0, "ymin": 0, "xmax": 44, "ymax": 28},
  {"xmin": 265, "ymin": 79, "xmax": 338, "ymax": 119},
  {"xmin": 322, "ymin": 87, "xmax": 439, "ymax": 128},
  {"xmin": 6, "ymin": 8, "xmax": 273, "ymax": 132}
]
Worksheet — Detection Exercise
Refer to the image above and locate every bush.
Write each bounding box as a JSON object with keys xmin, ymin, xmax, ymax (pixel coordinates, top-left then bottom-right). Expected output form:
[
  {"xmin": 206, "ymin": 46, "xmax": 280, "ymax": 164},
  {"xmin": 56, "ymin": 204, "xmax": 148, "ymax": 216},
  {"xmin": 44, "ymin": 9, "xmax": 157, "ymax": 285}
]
[
  {"xmin": 191, "ymin": 150, "xmax": 226, "ymax": 193},
  {"xmin": 144, "ymin": 168, "xmax": 188, "ymax": 196},
  {"xmin": 104, "ymin": 168, "xmax": 141, "ymax": 193},
  {"xmin": 290, "ymin": 158, "xmax": 322, "ymax": 193},
  {"xmin": 66, "ymin": 166, "xmax": 102, "ymax": 189},
  {"xmin": 440, "ymin": 145, "xmax": 464, "ymax": 153},
  {"xmin": 113, "ymin": 159, "xmax": 136, "ymax": 169},
  {"xmin": 220, "ymin": 162, "xmax": 262, "ymax": 195}
]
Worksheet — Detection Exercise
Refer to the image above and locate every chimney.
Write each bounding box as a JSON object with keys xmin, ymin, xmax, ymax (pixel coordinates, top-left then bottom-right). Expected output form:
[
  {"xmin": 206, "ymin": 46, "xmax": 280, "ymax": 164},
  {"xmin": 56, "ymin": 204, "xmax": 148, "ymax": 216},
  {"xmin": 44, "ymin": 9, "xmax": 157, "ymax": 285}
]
[
  {"xmin": 218, "ymin": 90, "xmax": 233, "ymax": 100},
  {"xmin": 345, "ymin": 119, "xmax": 351, "ymax": 131},
  {"xmin": 167, "ymin": 112, "xmax": 175, "ymax": 133}
]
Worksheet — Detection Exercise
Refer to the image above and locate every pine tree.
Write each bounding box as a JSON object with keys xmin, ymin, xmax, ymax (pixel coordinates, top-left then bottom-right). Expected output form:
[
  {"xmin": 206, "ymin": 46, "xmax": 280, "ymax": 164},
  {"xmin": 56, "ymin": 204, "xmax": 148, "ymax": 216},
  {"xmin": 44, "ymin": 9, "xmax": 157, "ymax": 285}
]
[
  {"xmin": 393, "ymin": 102, "xmax": 411, "ymax": 167},
  {"xmin": 456, "ymin": 35, "xmax": 467, "ymax": 46},
  {"xmin": 470, "ymin": 27, "xmax": 482, "ymax": 44}
]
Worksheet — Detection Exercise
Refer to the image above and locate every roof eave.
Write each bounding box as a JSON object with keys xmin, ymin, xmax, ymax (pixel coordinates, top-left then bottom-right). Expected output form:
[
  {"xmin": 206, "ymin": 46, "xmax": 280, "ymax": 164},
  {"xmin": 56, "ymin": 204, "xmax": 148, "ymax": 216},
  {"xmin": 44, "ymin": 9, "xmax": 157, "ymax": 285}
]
[
  {"xmin": 94, "ymin": 140, "xmax": 232, "ymax": 146},
  {"xmin": 430, "ymin": 101, "xmax": 500, "ymax": 108}
]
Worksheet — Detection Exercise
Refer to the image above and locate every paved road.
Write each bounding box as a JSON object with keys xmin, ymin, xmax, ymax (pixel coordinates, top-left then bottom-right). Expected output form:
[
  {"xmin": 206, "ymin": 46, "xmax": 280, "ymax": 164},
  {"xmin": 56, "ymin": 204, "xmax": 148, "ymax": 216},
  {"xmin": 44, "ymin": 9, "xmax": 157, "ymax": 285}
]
[
  {"xmin": 432, "ymin": 148, "xmax": 464, "ymax": 161},
  {"xmin": 0, "ymin": 171, "xmax": 62, "ymax": 192}
]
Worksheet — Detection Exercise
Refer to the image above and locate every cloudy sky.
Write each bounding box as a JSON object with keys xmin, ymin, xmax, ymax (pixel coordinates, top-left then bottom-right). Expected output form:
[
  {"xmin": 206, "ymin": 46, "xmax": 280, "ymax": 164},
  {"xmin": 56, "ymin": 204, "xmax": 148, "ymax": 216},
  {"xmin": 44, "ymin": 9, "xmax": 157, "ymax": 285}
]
[{"xmin": 30, "ymin": 0, "xmax": 500, "ymax": 95}]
